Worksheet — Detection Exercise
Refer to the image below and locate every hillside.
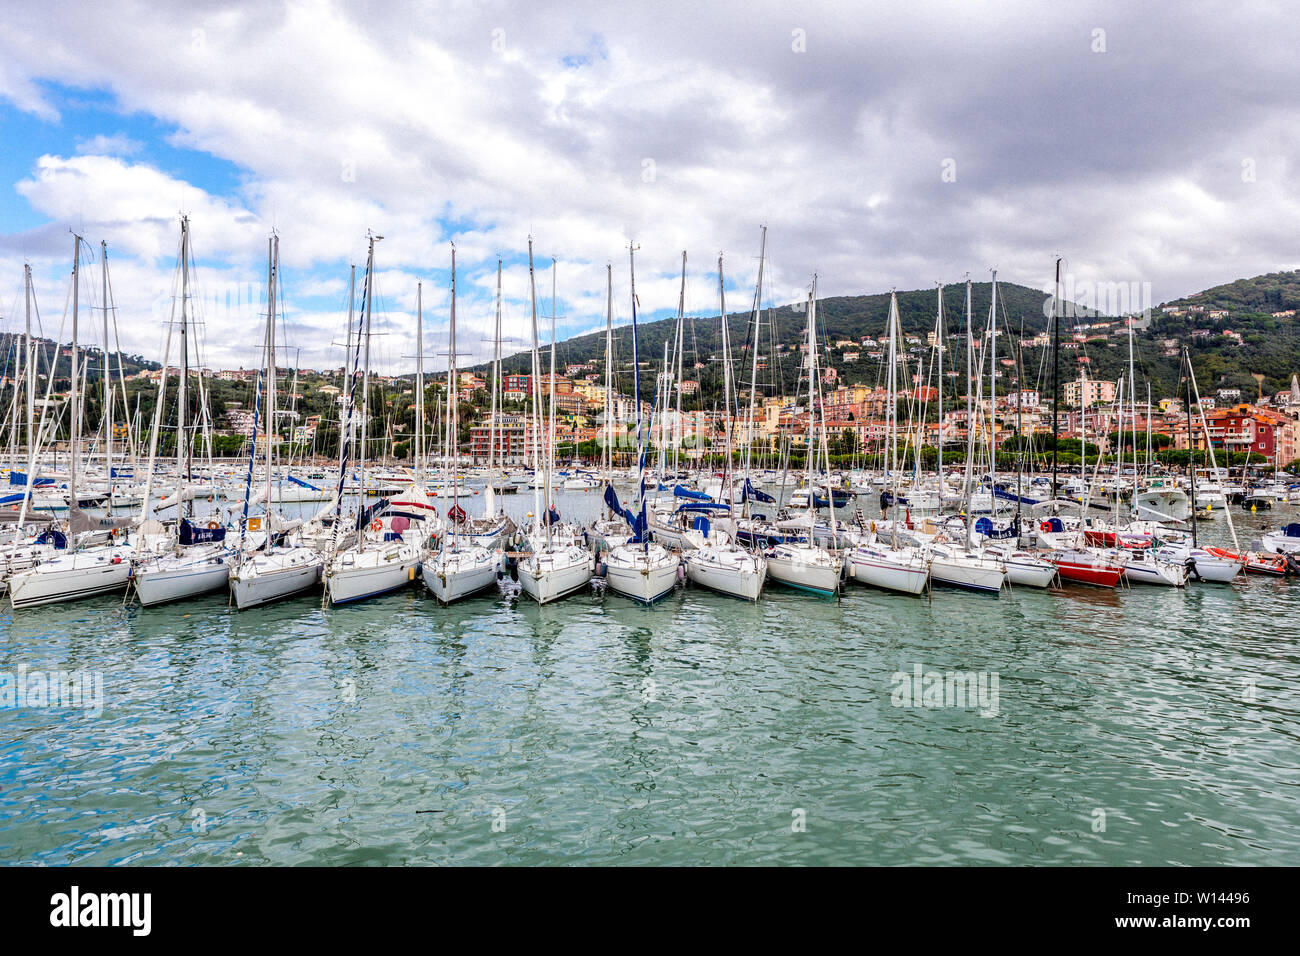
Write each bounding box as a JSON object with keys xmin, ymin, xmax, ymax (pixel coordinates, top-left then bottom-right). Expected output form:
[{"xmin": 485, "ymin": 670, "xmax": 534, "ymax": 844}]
[
  {"xmin": 465, "ymin": 271, "xmax": 1300, "ymax": 409},
  {"xmin": 1162, "ymin": 270, "xmax": 1300, "ymax": 313},
  {"xmin": 0, "ymin": 332, "xmax": 161, "ymax": 382},
  {"xmin": 481, "ymin": 281, "xmax": 1111, "ymax": 404}
]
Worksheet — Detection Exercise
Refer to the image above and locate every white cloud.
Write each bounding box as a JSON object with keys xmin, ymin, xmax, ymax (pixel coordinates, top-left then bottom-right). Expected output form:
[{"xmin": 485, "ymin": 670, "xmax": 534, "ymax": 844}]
[{"xmin": 1, "ymin": 0, "xmax": 1298, "ymax": 374}]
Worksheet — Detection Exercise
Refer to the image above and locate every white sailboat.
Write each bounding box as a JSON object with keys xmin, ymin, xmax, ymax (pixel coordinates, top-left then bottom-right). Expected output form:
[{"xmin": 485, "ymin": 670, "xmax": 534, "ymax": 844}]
[
  {"xmin": 924, "ymin": 276, "xmax": 1006, "ymax": 594},
  {"xmin": 517, "ymin": 243, "xmax": 595, "ymax": 604},
  {"xmin": 230, "ymin": 234, "xmax": 323, "ymax": 609},
  {"xmin": 422, "ymin": 248, "xmax": 504, "ymax": 603},
  {"xmin": 764, "ymin": 275, "xmax": 842, "ymax": 597},
  {"xmin": 587, "ymin": 263, "xmax": 634, "ymax": 552},
  {"xmin": 685, "ymin": 250, "xmax": 767, "ymax": 601},
  {"xmin": 10, "ymin": 235, "xmax": 135, "ymax": 608},
  {"xmin": 460, "ymin": 260, "xmax": 514, "ymax": 547},
  {"xmin": 324, "ymin": 235, "xmax": 424, "ymax": 605},
  {"xmin": 848, "ymin": 292, "xmax": 930, "ymax": 595},
  {"xmin": 133, "ymin": 219, "xmax": 236, "ymax": 606},
  {"xmin": 603, "ymin": 244, "xmax": 680, "ymax": 604}
]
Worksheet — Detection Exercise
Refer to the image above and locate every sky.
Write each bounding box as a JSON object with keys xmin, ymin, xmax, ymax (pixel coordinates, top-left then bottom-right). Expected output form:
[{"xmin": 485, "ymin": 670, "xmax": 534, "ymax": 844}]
[{"xmin": 1, "ymin": 0, "xmax": 1297, "ymax": 374}]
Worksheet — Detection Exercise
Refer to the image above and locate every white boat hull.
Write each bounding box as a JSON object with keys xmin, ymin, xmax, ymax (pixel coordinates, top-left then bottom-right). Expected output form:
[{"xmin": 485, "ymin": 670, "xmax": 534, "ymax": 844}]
[
  {"xmin": 603, "ymin": 547, "xmax": 680, "ymax": 603},
  {"xmin": 134, "ymin": 557, "xmax": 231, "ymax": 606},
  {"xmin": 8, "ymin": 549, "xmax": 134, "ymax": 609},
  {"xmin": 325, "ymin": 548, "xmax": 420, "ymax": 605},
  {"xmin": 421, "ymin": 548, "xmax": 501, "ymax": 603},
  {"xmin": 230, "ymin": 549, "xmax": 323, "ymax": 609},
  {"xmin": 684, "ymin": 549, "xmax": 766, "ymax": 601},
  {"xmin": 848, "ymin": 548, "xmax": 929, "ymax": 595},
  {"xmin": 765, "ymin": 547, "xmax": 841, "ymax": 596},
  {"xmin": 517, "ymin": 549, "xmax": 594, "ymax": 604}
]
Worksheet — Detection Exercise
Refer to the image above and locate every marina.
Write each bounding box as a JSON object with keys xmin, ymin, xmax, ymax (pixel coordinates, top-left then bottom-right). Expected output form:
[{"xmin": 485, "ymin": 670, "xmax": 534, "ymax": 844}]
[
  {"xmin": 1, "ymin": 1, "xmax": 1299, "ymax": 911},
  {"xmin": 4, "ymin": 487, "xmax": 1300, "ymax": 866}
]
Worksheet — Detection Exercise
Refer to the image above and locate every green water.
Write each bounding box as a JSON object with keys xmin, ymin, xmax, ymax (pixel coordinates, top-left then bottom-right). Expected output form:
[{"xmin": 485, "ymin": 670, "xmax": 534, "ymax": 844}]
[{"xmin": 2, "ymin": 494, "xmax": 1299, "ymax": 865}]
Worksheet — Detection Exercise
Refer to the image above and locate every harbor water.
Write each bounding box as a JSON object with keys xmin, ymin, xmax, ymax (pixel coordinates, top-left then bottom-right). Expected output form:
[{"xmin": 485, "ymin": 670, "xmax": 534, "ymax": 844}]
[{"xmin": 3, "ymin": 488, "xmax": 1299, "ymax": 865}]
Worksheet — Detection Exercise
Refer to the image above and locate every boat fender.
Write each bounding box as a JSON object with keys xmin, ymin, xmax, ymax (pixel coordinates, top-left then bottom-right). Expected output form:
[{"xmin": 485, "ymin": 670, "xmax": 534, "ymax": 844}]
[{"xmin": 676, "ymin": 563, "xmax": 686, "ymax": 584}]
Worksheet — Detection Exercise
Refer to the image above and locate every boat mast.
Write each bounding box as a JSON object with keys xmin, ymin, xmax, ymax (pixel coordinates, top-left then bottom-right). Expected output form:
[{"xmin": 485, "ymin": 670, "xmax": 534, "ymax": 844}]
[
  {"xmin": 485, "ymin": 260, "xmax": 502, "ymax": 510},
  {"xmin": 359, "ymin": 234, "xmax": 377, "ymax": 529},
  {"xmin": 603, "ymin": 262, "xmax": 613, "ymax": 503},
  {"xmin": 935, "ymin": 282, "xmax": 944, "ymax": 483},
  {"xmin": 526, "ymin": 239, "xmax": 544, "ymax": 539},
  {"xmin": 988, "ymin": 270, "xmax": 999, "ymax": 497},
  {"xmin": 1184, "ymin": 349, "xmax": 1197, "ymax": 547},
  {"xmin": 178, "ymin": 217, "xmax": 191, "ymax": 519},
  {"xmin": 674, "ymin": 251, "xmax": 686, "ymax": 481},
  {"xmin": 545, "ymin": 258, "xmax": 558, "ymax": 547},
  {"xmin": 629, "ymin": 243, "xmax": 645, "ymax": 550},
  {"xmin": 70, "ymin": 233, "xmax": 81, "ymax": 515},
  {"xmin": 741, "ymin": 226, "xmax": 766, "ymax": 518},
  {"xmin": 415, "ymin": 279, "xmax": 424, "ymax": 486},
  {"xmin": 265, "ymin": 234, "xmax": 278, "ymax": 519},
  {"xmin": 448, "ymin": 245, "xmax": 459, "ymax": 543},
  {"xmin": 718, "ymin": 255, "xmax": 735, "ymax": 518},
  {"xmin": 1051, "ymin": 256, "xmax": 1062, "ymax": 501},
  {"xmin": 886, "ymin": 292, "xmax": 901, "ymax": 549},
  {"xmin": 101, "ymin": 240, "xmax": 114, "ymax": 512}
]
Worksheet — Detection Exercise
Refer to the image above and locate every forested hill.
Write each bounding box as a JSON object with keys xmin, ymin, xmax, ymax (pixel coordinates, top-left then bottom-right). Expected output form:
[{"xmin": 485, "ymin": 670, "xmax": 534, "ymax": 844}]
[
  {"xmin": 1161, "ymin": 270, "xmax": 1300, "ymax": 313},
  {"xmin": 0, "ymin": 333, "xmax": 161, "ymax": 382},
  {"xmin": 487, "ymin": 280, "xmax": 1105, "ymax": 379}
]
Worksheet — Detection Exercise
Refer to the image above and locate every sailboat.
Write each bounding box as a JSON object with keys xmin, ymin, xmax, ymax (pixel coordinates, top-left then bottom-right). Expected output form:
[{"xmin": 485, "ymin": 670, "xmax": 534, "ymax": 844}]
[
  {"xmin": 684, "ymin": 252, "xmax": 767, "ymax": 601},
  {"xmin": 922, "ymin": 276, "xmax": 1007, "ymax": 594},
  {"xmin": 459, "ymin": 260, "xmax": 514, "ymax": 546},
  {"xmin": 422, "ymin": 247, "xmax": 504, "ymax": 603},
  {"xmin": 764, "ymin": 277, "xmax": 842, "ymax": 596},
  {"xmin": 847, "ymin": 292, "xmax": 930, "ymax": 595},
  {"xmin": 230, "ymin": 234, "xmax": 324, "ymax": 609},
  {"xmin": 132, "ymin": 219, "xmax": 236, "ymax": 606},
  {"xmin": 1151, "ymin": 347, "xmax": 1244, "ymax": 583},
  {"xmin": 516, "ymin": 242, "xmax": 595, "ymax": 604},
  {"xmin": 0, "ymin": 266, "xmax": 67, "ymax": 592},
  {"xmin": 587, "ymin": 263, "xmax": 635, "ymax": 552},
  {"xmin": 602, "ymin": 243, "xmax": 681, "ymax": 603},
  {"xmin": 324, "ymin": 234, "xmax": 425, "ymax": 605},
  {"xmin": 10, "ymin": 236, "xmax": 136, "ymax": 609}
]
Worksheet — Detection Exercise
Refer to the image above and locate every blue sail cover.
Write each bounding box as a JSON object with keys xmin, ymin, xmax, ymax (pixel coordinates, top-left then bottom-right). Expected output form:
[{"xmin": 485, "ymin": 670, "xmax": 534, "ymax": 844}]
[
  {"xmin": 974, "ymin": 516, "xmax": 1018, "ymax": 540},
  {"xmin": 356, "ymin": 497, "xmax": 391, "ymax": 531},
  {"xmin": 289, "ymin": 475, "xmax": 321, "ymax": 491},
  {"xmin": 603, "ymin": 484, "xmax": 648, "ymax": 542},
  {"xmin": 742, "ymin": 479, "xmax": 775, "ymax": 504},
  {"xmin": 9, "ymin": 471, "xmax": 54, "ymax": 487},
  {"xmin": 813, "ymin": 489, "xmax": 851, "ymax": 508},
  {"xmin": 992, "ymin": 486, "xmax": 1041, "ymax": 506},
  {"xmin": 179, "ymin": 518, "xmax": 227, "ymax": 545},
  {"xmin": 35, "ymin": 529, "xmax": 67, "ymax": 549},
  {"xmin": 673, "ymin": 485, "xmax": 712, "ymax": 501},
  {"xmin": 675, "ymin": 502, "xmax": 730, "ymax": 514}
]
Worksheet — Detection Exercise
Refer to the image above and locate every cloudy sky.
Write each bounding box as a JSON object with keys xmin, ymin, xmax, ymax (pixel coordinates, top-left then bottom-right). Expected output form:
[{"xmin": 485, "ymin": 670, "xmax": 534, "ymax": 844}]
[{"xmin": 1, "ymin": 0, "xmax": 1297, "ymax": 373}]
